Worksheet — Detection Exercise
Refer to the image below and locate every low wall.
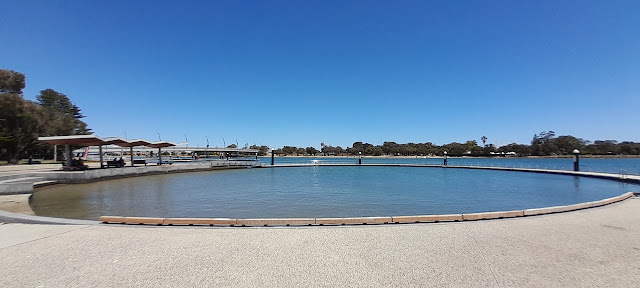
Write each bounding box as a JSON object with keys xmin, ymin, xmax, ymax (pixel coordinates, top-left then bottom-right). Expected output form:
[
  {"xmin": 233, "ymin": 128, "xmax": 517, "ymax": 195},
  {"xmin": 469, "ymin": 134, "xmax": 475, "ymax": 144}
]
[
  {"xmin": 97, "ymin": 192, "xmax": 635, "ymax": 227},
  {"xmin": 0, "ymin": 183, "xmax": 33, "ymax": 195},
  {"xmin": 33, "ymin": 162, "xmax": 256, "ymax": 183}
]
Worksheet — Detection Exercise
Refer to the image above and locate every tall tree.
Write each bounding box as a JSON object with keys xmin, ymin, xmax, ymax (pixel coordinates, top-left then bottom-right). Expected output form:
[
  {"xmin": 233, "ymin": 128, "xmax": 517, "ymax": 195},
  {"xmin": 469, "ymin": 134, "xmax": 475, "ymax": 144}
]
[
  {"xmin": 305, "ymin": 147, "xmax": 319, "ymax": 155},
  {"xmin": 481, "ymin": 136, "xmax": 487, "ymax": 147},
  {"xmin": 1, "ymin": 70, "xmax": 92, "ymax": 163},
  {"xmin": 36, "ymin": 89, "xmax": 90, "ymax": 135},
  {"xmin": 0, "ymin": 95, "xmax": 46, "ymax": 163},
  {"xmin": 0, "ymin": 70, "xmax": 37, "ymax": 163},
  {"xmin": 0, "ymin": 69, "xmax": 26, "ymax": 94}
]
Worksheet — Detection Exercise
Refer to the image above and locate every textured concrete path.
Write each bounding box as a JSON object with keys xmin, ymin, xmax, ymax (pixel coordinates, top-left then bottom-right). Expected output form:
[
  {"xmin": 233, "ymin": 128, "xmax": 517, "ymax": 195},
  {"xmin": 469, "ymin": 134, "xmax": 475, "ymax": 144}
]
[{"xmin": 1, "ymin": 198, "xmax": 639, "ymax": 287}]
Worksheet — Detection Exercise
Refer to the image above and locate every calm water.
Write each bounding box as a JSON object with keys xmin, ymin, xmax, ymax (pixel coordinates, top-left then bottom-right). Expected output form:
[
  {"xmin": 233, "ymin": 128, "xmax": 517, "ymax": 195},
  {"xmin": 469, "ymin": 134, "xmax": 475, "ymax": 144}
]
[
  {"xmin": 31, "ymin": 166, "xmax": 639, "ymax": 220},
  {"xmin": 259, "ymin": 157, "xmax": 640, "ymax": 175}
]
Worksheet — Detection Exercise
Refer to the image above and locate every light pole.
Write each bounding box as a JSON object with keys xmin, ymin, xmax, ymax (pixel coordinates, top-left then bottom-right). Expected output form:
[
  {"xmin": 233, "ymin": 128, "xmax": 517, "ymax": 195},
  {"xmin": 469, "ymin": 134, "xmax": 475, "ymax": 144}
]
[
  {"xmin": 206, "ymin": 136, "xmax": 210, "ymax": 159},
  {"xmin": 358, "ymin": 151, "xmax": 362, "ymax": 165},
  {"xmin": 573, "ymin": 149, "xmax": 580, "ymax": 171},
  {"xmin": 444, "ymin": 151, "xmax": 448, "ymax": 166}
]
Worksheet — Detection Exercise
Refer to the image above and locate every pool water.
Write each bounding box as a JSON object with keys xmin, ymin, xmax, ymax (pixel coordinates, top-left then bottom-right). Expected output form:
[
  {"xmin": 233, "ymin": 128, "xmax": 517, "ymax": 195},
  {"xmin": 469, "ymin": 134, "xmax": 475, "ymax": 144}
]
[{"xmin": 30, "ymin": 166, "xmax": 639, "ymax": 220}]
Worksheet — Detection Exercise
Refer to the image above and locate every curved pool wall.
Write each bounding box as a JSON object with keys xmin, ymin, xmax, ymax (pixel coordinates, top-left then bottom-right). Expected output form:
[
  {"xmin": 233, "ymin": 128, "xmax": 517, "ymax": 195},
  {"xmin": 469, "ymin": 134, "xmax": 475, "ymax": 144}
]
[
  {"xmin": 261, "ymin": 157, "xmax": 640, "ymax": 175},
  {"xmin": 98, "ymin": 191, "xmax": 635, "ymax": 226},
  {"xmin": 29, "ymin": 165, "xmax": 640, "ymax": 221}
]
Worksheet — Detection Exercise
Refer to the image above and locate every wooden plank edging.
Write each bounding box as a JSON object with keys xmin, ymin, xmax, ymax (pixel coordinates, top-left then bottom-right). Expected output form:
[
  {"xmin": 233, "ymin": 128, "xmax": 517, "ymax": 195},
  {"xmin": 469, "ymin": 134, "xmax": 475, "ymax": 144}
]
[{"xmin": 99, "ymin": 192, "xmax": 636, "ymax": 226}]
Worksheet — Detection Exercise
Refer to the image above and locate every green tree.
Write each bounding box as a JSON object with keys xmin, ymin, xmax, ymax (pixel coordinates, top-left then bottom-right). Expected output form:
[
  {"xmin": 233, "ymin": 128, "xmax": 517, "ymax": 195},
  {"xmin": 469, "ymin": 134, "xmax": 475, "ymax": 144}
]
[
  {"xmin": 305, "ymin": 147, "xmax": 319, "ymax": 155},
  {"xmin": 321, "ymin": 145, "xmax": 343, "ymax": 156},
  {"xmin": 0, "ymin": 70, "xmax": 41, "ymax": 163},
  {"xmin": 552, "ymin": 136, "xmax": 587, "ymax": 155},
  {"xmin": 0, "ymin": 94, "xmax": 45, "ymax": 163},
  {"xmin": 442, "ymin": 142, "xmax": 467, "ymax": 155},
  {"xmin": 498, "ymin": 143, "xmax": 532, "ymax": 156},
  {"xmin": 282, "ymin": 146, "xmax": 297, "ymax": 155},
  {"xmin": 250, "ymin": 145, "xmax": 270, "ymax": 156},
  {"xmin": 481, "ymin": 136, "xmax": 487, "ymax": 147},
  {"xmin": 531, "ymin": 131, "xmax": 557, "ymax": 155},
  {"xmin": 0, "ymin": 69, "xmax": 26, "ymax": 94},
  {"xmin": 586, "ymin": 140, "xmax": 620, "ymax": 155},
  {"xmin": 381, "ymin": 141, "xmax": 398, "ymax": 155},
  {"xmin": 36, "ymin": 89, "xmax": 90, "ymax": 135}
]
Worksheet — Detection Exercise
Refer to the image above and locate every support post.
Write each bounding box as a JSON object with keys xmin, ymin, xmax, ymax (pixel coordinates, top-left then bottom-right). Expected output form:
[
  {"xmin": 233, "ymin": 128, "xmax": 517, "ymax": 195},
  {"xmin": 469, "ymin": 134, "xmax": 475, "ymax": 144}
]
[
  {"xmin": 358, "ymin": 152, "xmax": 362, "ymax": 165},
  {"xmin": 271, "ymin": 150, "xmax": 275, "ymax": 165},
  {"xmin": 158, "ymin": 148, "xmax": 162, "ymax": 165},
  {"xmin": 130, "ymin": 147, "xmax": 134, "ymax": 167},
  {"xmin": 443, "ymin": 151, "xmax": 448, "ymax": 166},
  {"xmin": 99, "ymin": 145, "xmax": 104, "ymax": 168},
  {"xmin": 255, "ymin": 152, "xmax": 258, "ymax": 160},
  {"xmin": 65, "ymin": 144, "xmax": 72, "ymax": 167},
  {"xmin": 573, "ymin": 149, "xmax": 580, "ymax": 171},
  {"xmin": 54, "ymin": 145, "xmax": 57, "ymax": 162}
]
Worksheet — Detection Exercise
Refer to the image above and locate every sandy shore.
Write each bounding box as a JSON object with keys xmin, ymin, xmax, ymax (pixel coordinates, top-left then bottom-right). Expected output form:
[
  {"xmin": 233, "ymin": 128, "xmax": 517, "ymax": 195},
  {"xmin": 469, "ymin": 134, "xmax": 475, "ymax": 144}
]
[{"xmin": 0, "ymin": 194, "xmax": 34, "ymax": 215}]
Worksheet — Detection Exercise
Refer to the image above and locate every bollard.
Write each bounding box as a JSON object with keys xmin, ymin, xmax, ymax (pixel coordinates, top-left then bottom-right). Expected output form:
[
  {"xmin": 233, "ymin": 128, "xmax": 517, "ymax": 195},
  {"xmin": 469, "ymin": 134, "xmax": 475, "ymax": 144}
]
[
  {"xmin": 271, "ymin": 150, "xmax": 275, "ymax": 165},
  {"xmin": 358, "ymin": 152, "xmax": 362, "ymax": 165},
  {"xmin": 573, "ymin": 149, "xmax": 580, "ymax": 171},
  {"xmin": 443, "ymin": 151, "xmax": 448, "ymax": 166}
]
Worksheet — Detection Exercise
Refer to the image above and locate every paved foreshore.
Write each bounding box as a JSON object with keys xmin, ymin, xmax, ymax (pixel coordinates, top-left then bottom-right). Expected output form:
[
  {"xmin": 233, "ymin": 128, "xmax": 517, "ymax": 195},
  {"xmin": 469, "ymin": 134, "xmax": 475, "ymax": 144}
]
[
  {"xmin": 1, "ymin": 198, "xmax": 639, "ymax": 287},
  {"xmin": 0, "ymin": 162, "xmax": 260, "ymax": 195}
]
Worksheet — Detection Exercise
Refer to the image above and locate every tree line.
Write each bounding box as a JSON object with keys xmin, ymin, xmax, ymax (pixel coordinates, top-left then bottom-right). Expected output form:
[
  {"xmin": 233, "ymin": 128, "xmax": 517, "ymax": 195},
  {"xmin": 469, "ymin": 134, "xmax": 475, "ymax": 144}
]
[
  {"xmin": 272, "ymin": 132, "xmax": 640, "ymax": 157},
  {"xmin": 0, "ymin": 69, "xmax": 90, "ymax": 163}
]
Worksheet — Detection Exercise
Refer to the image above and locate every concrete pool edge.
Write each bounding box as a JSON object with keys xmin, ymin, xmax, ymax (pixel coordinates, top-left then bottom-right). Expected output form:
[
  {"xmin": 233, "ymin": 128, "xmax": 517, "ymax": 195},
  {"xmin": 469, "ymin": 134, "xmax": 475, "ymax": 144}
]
[
  {"xmin": 95, "ymin": 192, "xmax": 636, "ymax": 226},
  {"xmin": 2, "ymin": 166, "xmax": 638, "ymax": 226},
  {"xmin": 1, "ymin": 192, "xmax": 636, "ymax": 227}
]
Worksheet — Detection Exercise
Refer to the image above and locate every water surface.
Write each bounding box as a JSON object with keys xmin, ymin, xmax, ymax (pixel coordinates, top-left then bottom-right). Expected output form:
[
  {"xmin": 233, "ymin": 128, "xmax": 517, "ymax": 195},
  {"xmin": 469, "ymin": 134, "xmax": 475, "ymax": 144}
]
[{"xmin": 31, "ymin": 166, "xmax": 639, "ymax": 220}]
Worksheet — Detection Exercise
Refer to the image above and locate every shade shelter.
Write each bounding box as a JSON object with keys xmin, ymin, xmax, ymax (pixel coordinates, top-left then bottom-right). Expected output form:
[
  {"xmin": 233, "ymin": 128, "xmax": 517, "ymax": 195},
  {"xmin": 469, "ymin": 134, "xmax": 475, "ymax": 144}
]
[
  {"xmin": 95, "ymin": 137, "xmax": 128, "ymax": 167},
  {"xmin": 146, "ymin": 141, "xmax": 176, "ymax": 165},
  {"xmin": 38, "ymin": 135, "xmax": 177, "ymax": 168},
  {"xmin": 38, "ymin": 135, "xmax": 105, "ymax": 167},
  {"xmin": 113, "ymin": 139, "xmax": 153, "ymax": 167}
]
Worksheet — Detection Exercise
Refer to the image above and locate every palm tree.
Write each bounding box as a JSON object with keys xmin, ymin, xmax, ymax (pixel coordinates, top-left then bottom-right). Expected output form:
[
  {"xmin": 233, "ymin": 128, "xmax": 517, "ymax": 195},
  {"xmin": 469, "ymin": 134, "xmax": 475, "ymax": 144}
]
[{"xmin": 481, "ymin": 136, "xmax": 488, "ymax": 147}]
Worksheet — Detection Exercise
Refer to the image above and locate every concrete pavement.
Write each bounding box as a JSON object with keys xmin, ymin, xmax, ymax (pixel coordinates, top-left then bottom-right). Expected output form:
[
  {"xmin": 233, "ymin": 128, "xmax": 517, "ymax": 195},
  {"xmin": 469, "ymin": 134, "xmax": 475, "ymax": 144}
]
[{"xmin": 1, "ymin": 197, "xmax": 639, "ymax": 287}]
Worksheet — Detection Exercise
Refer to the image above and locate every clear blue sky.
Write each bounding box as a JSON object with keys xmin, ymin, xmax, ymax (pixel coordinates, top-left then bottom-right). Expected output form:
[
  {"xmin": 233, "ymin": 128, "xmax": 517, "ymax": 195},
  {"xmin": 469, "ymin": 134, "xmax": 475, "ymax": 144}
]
[{"xmin": 2, "ymin": 0, "xmax": 639, "ymax": 148}]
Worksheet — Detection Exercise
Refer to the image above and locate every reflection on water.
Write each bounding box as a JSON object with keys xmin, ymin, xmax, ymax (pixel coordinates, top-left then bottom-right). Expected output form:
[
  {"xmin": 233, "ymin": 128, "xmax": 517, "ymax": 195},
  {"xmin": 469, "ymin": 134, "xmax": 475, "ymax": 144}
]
[{"xmin": 30, "ymin": 167, "xmax": 640, "ymax": 220}]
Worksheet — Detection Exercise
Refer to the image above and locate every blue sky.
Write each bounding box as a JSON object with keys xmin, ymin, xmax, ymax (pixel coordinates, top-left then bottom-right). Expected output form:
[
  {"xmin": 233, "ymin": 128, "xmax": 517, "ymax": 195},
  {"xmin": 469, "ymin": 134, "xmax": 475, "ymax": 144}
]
[{"xmin": 2, "ymin": 1, "xmax": 639, "ymax": 148}]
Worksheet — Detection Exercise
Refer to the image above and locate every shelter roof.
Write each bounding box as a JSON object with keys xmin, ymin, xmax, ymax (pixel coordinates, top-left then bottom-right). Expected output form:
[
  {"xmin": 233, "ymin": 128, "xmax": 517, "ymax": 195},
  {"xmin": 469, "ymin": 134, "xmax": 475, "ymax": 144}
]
[
  {"xmin": 38, "ymin": 135, "xmax": 104, "ymax": 146},
  {"xmin": 116, "ymin": 139, "xmax": 152, "ymax": 147},
  {"xmin": 147, "ymin": 141, "xmax": 178, "ymax": 148},
  {"xmin": 38, "ymin": 135, "xmax": 177, "ymax": 148}
]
